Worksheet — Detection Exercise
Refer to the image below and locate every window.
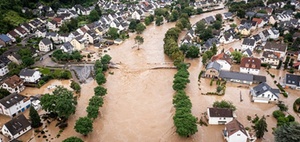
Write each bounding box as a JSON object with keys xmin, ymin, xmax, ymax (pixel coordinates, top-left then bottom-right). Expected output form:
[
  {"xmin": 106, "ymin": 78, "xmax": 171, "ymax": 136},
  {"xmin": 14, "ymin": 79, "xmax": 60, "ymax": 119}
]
[{"xmin": 237, "ymin": 134, "xmax": 240, "ymax": 136}]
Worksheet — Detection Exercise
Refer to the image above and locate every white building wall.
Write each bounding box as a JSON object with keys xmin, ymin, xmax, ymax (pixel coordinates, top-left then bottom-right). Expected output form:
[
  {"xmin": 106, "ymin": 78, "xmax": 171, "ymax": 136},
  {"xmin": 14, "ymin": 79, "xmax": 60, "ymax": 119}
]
[
  {"xmin": 216, "ymin": 60, "xmax": 231, "ymax": 71},
  {"xmin": 240, "ymin": 67, "xmax": 259, "ymax": 75},
  {"xmin": 0, "ymin": 66, "xmax": 9, "ymax": 76},
  {"xmin": 227, "ymin": 130, "xmax": 248, "ymax": 142}
]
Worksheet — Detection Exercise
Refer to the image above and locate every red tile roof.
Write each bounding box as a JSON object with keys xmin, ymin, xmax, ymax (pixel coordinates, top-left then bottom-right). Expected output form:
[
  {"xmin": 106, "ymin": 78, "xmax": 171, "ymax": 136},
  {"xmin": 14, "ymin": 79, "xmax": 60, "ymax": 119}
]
[{"xmin": 240, "ymin": 57, "xmax": 261, "ymax": 69}]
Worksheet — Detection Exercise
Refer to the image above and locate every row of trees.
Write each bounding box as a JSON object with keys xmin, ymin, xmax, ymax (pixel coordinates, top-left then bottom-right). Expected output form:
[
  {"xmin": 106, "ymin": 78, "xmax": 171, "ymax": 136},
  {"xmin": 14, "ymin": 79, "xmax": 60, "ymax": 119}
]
[
  {"xmin": 201, "ymin": 44, "xmax": 217, "ymax": 65},
  {"xmin": 73, "ymin": 55, "xmax": 111, "ymax": 136},
  {"xmin": 52, "ymin": 50, "xmax": 83, "ymax": 62},
  {"xmin": 172, "ymin": 64, "xmax": 198, "ymax": 137},
  {"xmin": 128, "ymin": 20, "xmax": 146, "ymax": 34}
]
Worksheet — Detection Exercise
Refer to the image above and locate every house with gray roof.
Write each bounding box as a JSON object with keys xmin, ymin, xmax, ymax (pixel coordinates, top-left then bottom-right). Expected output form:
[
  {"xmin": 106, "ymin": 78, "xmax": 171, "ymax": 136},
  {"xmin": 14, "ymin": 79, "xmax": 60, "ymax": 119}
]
[
  {"xmin": 264, "ymin": 42, "xmax": 287, "ymax": 58},
  {"xmin": 219, "ymin": 71, "xmax": 266, "ymax": 85},
  {"xmin": 0, "ymin": 93, "xmax": 31, "ymax": 117},
  {"xmin": 251, "ymin": 82, "xmax": 280, "ymax": 103},
  {"xmin": 223, "ymin": 12, "xmax": 233, "ymax": 20},
  {"xmin": 205, "ymin": 61, "xmax": 221, "ymax": 78},
  {"xmin": 207, "ymin": 107, "xmax": 234, "ymax": 125},
  {"xmin": 19, "ymin": 69, "xmax": 41, "ymax": 83},
  {"xmin": 241, "ymin": 38, "xmax": 256, "ymax": 51},
  {"xmin": 61, "ymin": 42, "xmax": 75, "ymax": 53},
  {"xmin": 1, "ymin": 114, "xmax": 31, "ymax": 140},
  {"xmin": 285, "ymin": 74, "xmax": 300, "ymax": 89},
  {"xmin": 38, "ymin": 38, "xmax": 53, "ymax": 52}
]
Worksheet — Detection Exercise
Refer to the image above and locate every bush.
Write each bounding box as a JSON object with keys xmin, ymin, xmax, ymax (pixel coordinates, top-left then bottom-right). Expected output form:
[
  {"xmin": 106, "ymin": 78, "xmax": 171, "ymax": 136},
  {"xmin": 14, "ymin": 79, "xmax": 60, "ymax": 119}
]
[
  {"xmin": 282, "ymin": 92, "xmax": 288, "ymax": 98},
  {"xmin": 287, "ymin": 115, "xmax": 295, "ymax": 122},
  {"xmin": 273, "ymin": 110, "xmax": 285, "ymax": 119},
  {"xmin": 216, "ymin": 86, "xmax": 223, "ymax": 93},
  {"xmin": 293, "ymin": 98, "xmax": 300, "ymax": 113},
  {"xmin": 277, "ymin": 102, "xmax": 288, "ymax": 111},
  {"xmin": 210, "ymin": 79, "xmax": 213, "ymax": 86}
]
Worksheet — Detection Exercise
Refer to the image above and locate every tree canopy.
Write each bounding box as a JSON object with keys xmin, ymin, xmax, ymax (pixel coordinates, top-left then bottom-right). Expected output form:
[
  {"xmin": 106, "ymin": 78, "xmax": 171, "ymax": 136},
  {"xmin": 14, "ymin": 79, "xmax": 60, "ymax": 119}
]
[
  {"xmin": 29, "ymin": 106, "xmax": 42, "ymax": 128},
  {"xmin": 63, "ymin": 137, "xmax": 83, "ymax": 142},
  {"xmin": 274, "ymin": 122, "xmax": 300, "ymax": 142},
  {"xmin": 213, "ymin": 100, "xmax": 236, "ymax": 111},
  {"xmin": 74, "ymin": 117, "xmax": 93, "ymax": 136},
  {"xmin": 254, "ymin": 116, "xmax": 268, "ymax": 139}
]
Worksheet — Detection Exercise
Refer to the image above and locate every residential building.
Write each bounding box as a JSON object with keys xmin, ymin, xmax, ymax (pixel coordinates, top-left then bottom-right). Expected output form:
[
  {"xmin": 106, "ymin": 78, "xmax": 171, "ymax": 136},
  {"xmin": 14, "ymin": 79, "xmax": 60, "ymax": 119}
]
[
  {"xmin": 19, "ymin": 69, "xmax": 42, "ymax": 83},
  {"xmin": 0, "ymin": 60, "xmax": 9, "ymax": 76},
  {"xmin": 207, "ymin": 107, "xmax": 234, "ymax": 125},
  {"xmin": 60, "ymin": 42, "xmax": 74, "ymax": 53},
  {"xmin": 39, "ymin": 38, "xmax": 53, "ymax": 52},
  {"xmin": 0, "ymin": 93, "xmax": 31, "ymax": 117},
  {"xmin": 70, "ymin": 35, "xmax": 86, "ymax": 51},
  {"xmin": 252, "ymin": 18, "xmax": 264, "ymax": 28},
  {"xmin": 240, "ymin": 57, "xmax": 261, "ymax": 75},
  {"xmin": 1, "ymin": 114, "xmax": 32, "ymax": 140},
  {"xmin": 264, "ymin": 42, "xmax": 287, "ymax": 58},
  {"xmin": 250, "ymin": 82, "xmax": 280, "ymax": 103},
  {"xmin": 211, "ymin": 52, "xmax": 232, "ymax": 71},
  {"xmin": 285, "ymin": 74, "xmax": 300, "ymax": 89},
  {"xmin": 219, "ymin": 71, "xmax": 266, "ymax": 85},
  {"xmin": 0, "ymin": 75, "xmax": 25, "ymax": 93},
  {"xmin": 14, "ymin": 27, "xmax": 28, "ymax": 38},
  {"xmin": 223, "ymin": 12, "xmax": 233, "ymax": 20},
  {"xmin": 262, "ymin": 51, "xmax": 281, "ymax": 67},
  {"xmin": 0, "ymin": 34, "xmax": 12, "ymax": 47},
  {"xmin": 205, "ymin": 61, "xmax": 221, "ymax": 78},
  {"xmin": 223, "ymin": 119, "xmax": 254, "ymax": 142},
  {"xmin": 241, "ymin": 38, "xmax": 256, "ymax": 51},
  {"xmin": 35, "ymin": 27, "xmax": 47, "ymax": 38},
  {"xmin": 7, "ymin": 53, "xmax": 22, "ymax": 65},
  {"xmin": 242, "ymin": 48, "xmax": 252, "ymax": 57},
  {"xmin": 268, "ymin": 27, "xmax": 280, "ymax": 39}
]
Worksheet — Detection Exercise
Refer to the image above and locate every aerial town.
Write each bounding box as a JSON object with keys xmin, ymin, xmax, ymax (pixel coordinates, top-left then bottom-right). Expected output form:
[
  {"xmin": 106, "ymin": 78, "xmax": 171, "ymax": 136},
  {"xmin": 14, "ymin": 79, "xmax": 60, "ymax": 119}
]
[{"xmin": 0, "ymin": 0, "xmax": 300, "ymax": 142}]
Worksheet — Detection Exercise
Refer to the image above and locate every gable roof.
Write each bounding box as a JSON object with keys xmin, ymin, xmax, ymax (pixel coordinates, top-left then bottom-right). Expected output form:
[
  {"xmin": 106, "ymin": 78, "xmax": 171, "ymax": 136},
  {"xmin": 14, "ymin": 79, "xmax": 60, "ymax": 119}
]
[
  {"xmin": 264, "ymin": 42, "xmax": 287, "ymax": 52},
  {"xmin": 242, "ymin": 38, "xmax": 255, "ymax": 46},
  {"xmin": 219, "ymin": 70, "xmax": 253, "ymax": 82},
  {"xmin": 263, "ymin": 51, "xmax": 280, "ymax": 59},
  {"xmin": 40, "ymin": 38, "xmax": 52, "ymax": 45},
  {"xmin": 8, "ymin": 30, "xmax": 19, "ymax": 38},
  {"xmin": 252, "ymin": 82, "xmax": 280, "ymax": 97},
  {"xmin": 243, "ymin": 48, "xmax": 253, "ymax": 56},
  {"xmin": 0, "ymin": 93, "xmax": 26, "ymax": 108},
  {"xmin": 0, "ymin": 34, "xmax": 12, "ymax": 42},
  {"xmin": 61, "ymin": 42, "xmax": 74, "ymax": 50},
  {"xmin": 225, "ymin": 119, "xmax": 248, "ymax": 137},
  {"xmin": 4, "ymin": 114, "xmax": 31, "ymax": 136},
  {"xmin": 240, "ymin": 57, "xmax": 261, "ymax": 69},
  {"xmin": 208, "ymin": 107, "xmax": 233, "ymax": 117},
  {"xmin": 211, "ymin": 52, "xmax": 232, "ymax": 64},
  {"xmin": 1, "ymin": 75, "xmax": 24, "ymax": 88},
  {"xmin": 206, "ymin": 61, "xmax": 221, "ymax": 71},
  {"xmin": 19, "ymin": 69, "xmax": 37, "ymax": 77},
  {"xmin": 285, "ymin": 74, "xmax": 300, "ymax": 87},
  {"xmin": 252, "ymin": 18, "xmax": 263, "ymax": 24}
]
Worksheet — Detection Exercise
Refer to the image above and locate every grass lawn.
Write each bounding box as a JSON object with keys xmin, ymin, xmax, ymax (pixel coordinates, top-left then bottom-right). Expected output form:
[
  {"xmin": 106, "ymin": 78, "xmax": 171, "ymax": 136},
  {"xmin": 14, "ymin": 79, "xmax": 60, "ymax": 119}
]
[
  {"xmin": 38, "ymin": 67, "xmax": 51, "ymax": 75},
  {"xmin": 78, "ymin": 21, "xmax": 88, "ymax": 27},
  {"xmin": 4, "ymin": 10, "xmax": 28, "ymax": 26}
]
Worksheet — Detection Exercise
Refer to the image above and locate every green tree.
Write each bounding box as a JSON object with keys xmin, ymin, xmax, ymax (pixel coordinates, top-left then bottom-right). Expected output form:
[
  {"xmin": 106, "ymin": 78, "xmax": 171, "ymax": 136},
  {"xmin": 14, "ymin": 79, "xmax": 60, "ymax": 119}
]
[
  {"xmin": 215, "ymin": 14, "xmax": 222, "ymax": 22},
  {"xmin": 179, "ymin": 44, "xmax": 189, "ymax": 53},
  {"xmin": 211, "ymin": 44, "xmax": 218, "ymax": 55},
  {"xmin": 107, "ymin": 27, "xmax": 119, "ymax": 39},
  {"xmin": 40, "ymin": 87, "xmax": 77, "ymax": 119},
  {"xmin": 284, "ymin": 33, "xmax": 293, "ymax": 43},
  {"xmin": 231, "ymin": 51, "xmax": 243, "ymax": 63},
  {"xmin": 22, "ymin": 56, "xmax": 35, "ymax": 67},
  {"xmin": 63, "ymin": 137, "xmax": 83, "ymax": 142},
  {"xmin": 196, "ymin": 8, "xmax": 203, "ymax": 14},
  {"xmin": 169, "ymin": 10, "xmax": 179, "ymax": 22},
  {"xmin": 89, "ymin": 96, "xmax": 103, "ymax": 107},
  {"xmin": 128, "ymin": 20, "xmax": 137, "ymax": 31},
  {"xmin": 254, "ymin": 116, "xmax": 268, "ymax": 139},
  {"xmin": 274, "ymin": 122, "xmax": 300, "ymax": 142},
  {"xmin": 95, "ymin": 73, "xmax": 106, "ymax": 85},
  {"xmin": 29, "ymin": 106, "xmax": 42, "ymax": 128},
  {"xmin": 201, "ymin": 53, "xmax": 208, "ymax": 65},
  {"xmin": 185, "ymin": 46, "xmax": 199, "ymax": 58},
  {"xmin": 213, "ymin": 20, "xmax": 222, "ymax": 30},
  {"xmin": 134, "ymin": 35, "xmax": 144, "ymax": 50},
  {"xmin": 86, "ymin": 105, "xmax": 99, "ymax": 119},
  {"xmin": 95, "ymin": 4, "xmax": 102, "ymax": 17},
  {"xmin": 155, "ymin": 16, "xmax": 163, "ymax": 26},
  {"xmin": 0, "ymin": 88, "xmax": 10, "ymax": 99},
  {"xmin": 135, "ymin": 23, "xmax": 146, "ymax": 34},
  {"xmin": 94, "ymin": 85, "xmax": 107, "ymax": 96},
  {"xmin": 213, "ymin": 100, "xmax": 236, "ymax": 111},
  {"xmin": 173, "ymin": 110, "xmax": 198, "ymax": 137},
  {"xmin": 70, "ymin": 81, "xmax": 81, "ymax": 94},
  {"xmin": 144, "ymin": 15, "xmax": 154, "ymax": 25},
  {"xmin": 88, "ymin": 10, "xmax": 100, "ymax": 22},
  {"xmin": 74, "ymin": 117, "xmax": 93, "ymax": 136},
  {"xmin": 237, "ymin": 9, "xmax": 246, "ymax": 18},
  {"xmin": 273, "ymin": 110, "xmax": 285, "ymax": 119}
]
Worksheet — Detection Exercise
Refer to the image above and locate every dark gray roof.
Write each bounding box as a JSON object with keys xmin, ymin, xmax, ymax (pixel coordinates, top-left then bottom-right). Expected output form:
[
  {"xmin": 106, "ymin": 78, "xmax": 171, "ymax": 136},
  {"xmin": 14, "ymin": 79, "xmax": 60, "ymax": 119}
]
[
  {"xmin": 242, "ymin": 38, "xmax": 255, "ymax": 46},
  {"xmin": 223, "ymin": 12, "xmax": 233, "ymax": 18},
  {"xmin": 61, "ymin": 42, "xmax": 74, "ymax": 50},
  {"xmin": 252, "ymin": 82, "xmax": 279, "ymax": 97},
  {"xmin": 19, "ymin": 69, "xmax": 36, "ymax": 77},
  {"xmin": 208, "ymin": 107, "xmax": 233, "ymax": 117},
  {"xmin": 0, "ymin": 93, "xmax": 26, "ymax": 108},
  {"xmin": 40, "ymin": 38, "xmax": 51, "ymax": 45},
  {"xmin": 219, "ymin": 71, "xmax": 253, "ymax": 82},
  {"xmin": 206, "ymin": 61, "xmax": 221, "ymax": 71},
  {"xmin": 4, "ymin": 114, "xmax": 31, "ymax": 136},
  {"xmin": 285, "ymin": 74, "xmax": 300, "ymax": 87},
  {"xmin": 253, "ymin": 75, "xmax": 266, "ymax": 83},
  {"xmin": 243, "ymin": 48, "xmax": 252, "ymax": 56}
]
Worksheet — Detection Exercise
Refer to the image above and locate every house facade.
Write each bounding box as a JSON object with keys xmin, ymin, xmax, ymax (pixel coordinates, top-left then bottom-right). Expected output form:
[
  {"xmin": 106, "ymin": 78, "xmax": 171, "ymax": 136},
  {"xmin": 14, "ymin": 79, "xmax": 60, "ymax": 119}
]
[
  {"xmin": 39, "ymin": 38, "xmax": 53, "ymax": 52},
  {"xmin": 264, "ymin": 42, "xmax": 287, "ymax": 58},
  {"xmin": 1, "ymin": 114, "xmax": 32, "ymax": 140},
  {"xmin": 0, "ymin": 93, "xmax": 31, "ymax": 117},
  {"xmin": 211, "ymin": 52, "xmax": 232, "ymax": 71},
  {"xmin": 262, "ymin": 51, "xmax": 281, "ymax": 67},
  {"xmin": 240, "ymin": 57, "xmax": 261, "ymax": 75},
  {"xmin": 251, "ymin": 82, "xmax": 280, "ymax": 103},
  {"xmin": 241, "ymin": 38, "xmax": 256, "ymax": 51},
  {"xmin": 0, "ymin": 75, "xmax": 25, "ymax": 94},
  {"xmin": 205, "ymin": 61, "xmax": 221, "ymax": 78},
  {"xmin": 207, "ymin": 107, "xmax": 234, "ymax": 125},
  {"xmin": 19, "ymin": 69, "xmax": 42, "ymax": 83},
  {"xmin": 70, "ymin": 35, "xmax": 86, "ymax": 51},
  {"xmin": 0, "ymin": 61, "xmax": 9, "ymax": 76},
  {"xmin": 223, "ymin": 119, "xmax": 252, "ymax": 142},
  {"xmin": 285, "ymin": 74, "xmax": 300, "ymax": 89}
]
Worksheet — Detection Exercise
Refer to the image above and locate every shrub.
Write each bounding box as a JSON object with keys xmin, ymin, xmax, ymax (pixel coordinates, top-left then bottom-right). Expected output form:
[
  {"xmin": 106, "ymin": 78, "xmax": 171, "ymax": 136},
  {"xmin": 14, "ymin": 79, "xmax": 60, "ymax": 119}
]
[
  {"xmin": 282, "ymin": 92, "xmax": 288, "ymax": 98},
  {"xmin": 287, "ymin": 115, "xmax": 295, "ymax": 122},
  {"xmin": 277, "ymin": 102, "xmax": 288, "ymax": 111},
  {"xmin": 273, "ymin": 110, "xmax": 285, "ymax": 119},
  {"xmin": 210, "ymin": 79, "xmax": 213, "ymax": 86},
  {"xmin": 216, "ymin": 86, "xmax": 223, "ymax": 93}
]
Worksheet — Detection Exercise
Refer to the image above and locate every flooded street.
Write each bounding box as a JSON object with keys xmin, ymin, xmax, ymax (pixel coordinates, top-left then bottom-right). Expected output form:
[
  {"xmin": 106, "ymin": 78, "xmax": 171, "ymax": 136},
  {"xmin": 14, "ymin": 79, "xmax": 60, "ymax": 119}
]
[{"xmin": 7, "ymin": 8, "xmax": 300, "ymax": 142}]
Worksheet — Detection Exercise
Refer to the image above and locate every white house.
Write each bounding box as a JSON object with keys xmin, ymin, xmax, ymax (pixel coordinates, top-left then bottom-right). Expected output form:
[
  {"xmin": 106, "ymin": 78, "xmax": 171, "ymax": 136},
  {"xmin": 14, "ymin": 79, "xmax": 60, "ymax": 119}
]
[
  {"xmin": 240, "ymin": 57, "xmax": 261, "ymax": 75},
  {"xmin": 262, "ymin": 51, "xmax": 281, "ymax": 67},
  {"xmin": 264, "ymin": 42, "xmax": 287, "ymax": 58},
  {"xmin": 0, "ymin": 75, "xmax": 25, "ymax": 94},
  {"xmin": 1, "ymin": 114, "xmax": 32, "ymax": 140},
  {"xmin": 60, "ymin": 42, "xmax": 75, "ymax": 53},
  {"xmin": 14, "ymin": 27, "xmax": 28, "ymax": 38},
  {"xmin": 132, "ymin": 10, "xmax": 143, "ymax": 20},
  {"xmin": 35, "ymin": 28, "xmax": 47, "ymax": 38},
  {"xmin": 19, "ymin": 69, "xmax": 42, "ymax": 83},
  {"xmin": 0, "ymin": 61, "xmax": 9, "ymax": 76},
  {"xmin": 207, "ymin": 107, "xmax": 234, "ymax": 125},
  {"xmin": 242, "ymin": 48, "xmax": 252, "ymax": 57},
  {"xmin": 211, "ymin": 52, "xmax": 232, "ymax": 71},
  {"xmin": 268, "ymin": 27, "xmax": 280, "ymax": 39},
  {"xmin": 46, "ymin": 20, "xmax": 58, "ymax": 31},
  {"xmin": 223, "ymin": 119, "xmax": 253, "ymax": 142},
  {"xmin": 0, "ymin": 93, "xmax": 31, "ymax": 117},
  {"xmin": 241, "ymin": 38, "xmax": 256, "ymax": 51},
  {"xmin": 251, "ymin": 82, "xmax": 280, "ymax": 103},
  {"xmin": 39, "ymin": 38, "xmax": 53, "ymax": 52},
  {"xmin": 70, "ymin": 35, "xmax": 87, "ymax": 51},
  {"xmin": 219, "ymin": 33, "xmax": 235, "ymax": 44}
]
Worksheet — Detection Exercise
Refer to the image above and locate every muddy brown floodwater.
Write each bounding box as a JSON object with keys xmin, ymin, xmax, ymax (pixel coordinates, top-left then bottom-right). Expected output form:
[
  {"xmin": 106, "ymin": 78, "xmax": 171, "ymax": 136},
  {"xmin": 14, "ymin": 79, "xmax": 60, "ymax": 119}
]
[{"xmin": 13, "ymin": 8, "xmax": 299, "ymax": 142}]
